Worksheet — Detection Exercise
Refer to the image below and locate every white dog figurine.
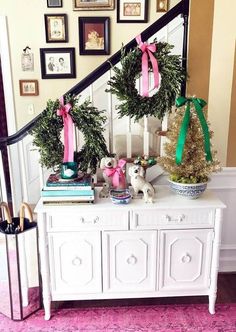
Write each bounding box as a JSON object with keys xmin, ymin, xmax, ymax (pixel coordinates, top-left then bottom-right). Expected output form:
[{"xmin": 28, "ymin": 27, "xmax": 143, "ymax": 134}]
[
  {"xmin": 129, "ymin": 164, "xmax": 155, "ymax": 203},
  {"xmin": 100, "ymin": 156, "xmax": 126, "ymax": 189},
  {"xmin": 99, "ymin": 182, "xmax": 110, "ymax": 198}
]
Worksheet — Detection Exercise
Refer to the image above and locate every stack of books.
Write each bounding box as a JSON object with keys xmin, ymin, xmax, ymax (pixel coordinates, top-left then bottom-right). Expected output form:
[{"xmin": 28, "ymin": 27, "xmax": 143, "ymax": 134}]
[{"xmin": 41, "ymin": 173, "xmax": 95, "ymax": 204}]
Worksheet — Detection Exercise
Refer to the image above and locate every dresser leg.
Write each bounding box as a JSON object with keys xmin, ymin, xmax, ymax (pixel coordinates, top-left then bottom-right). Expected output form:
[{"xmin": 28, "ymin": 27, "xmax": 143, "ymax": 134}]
[
  {"xmin": 209, "ymin": 294, "xmax": 216, "ymax": 314},
  {"xmin": 37, "ymin": 212, "xmax": 52, "ymax": 320},
  {"xmin": 44, "ymin": 299, "xmax": 51, "ymax": 320},
  {"xmin": 208, "ymin": 209, "xmax": 223, "ymax": 316}
]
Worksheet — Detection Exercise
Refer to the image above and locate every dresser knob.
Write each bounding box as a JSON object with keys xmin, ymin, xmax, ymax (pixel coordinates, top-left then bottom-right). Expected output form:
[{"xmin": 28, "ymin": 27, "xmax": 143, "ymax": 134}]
[
  {"xmin": 181, "ymin": 253, "xmax": 191, "ymax": 263},
  {"xmin": 72, "ymin": 257, "xmax": 82, "ymax": 266},
  {"xmin": 165, "ymin": 215, "xmax": 171, "ymax": 222},
  {"xmin": 165, "ymin": 214, "xmax": 185, "ymax": 223},
  {"xmin": 178, "ymin": 214, "xmax": 185, "ymax": 223},
  {"xmin": 80, "ymin": 216, "xmax": 99, "ymax": 224},
  {"xmin": 127, "ymin": 255, "xmax": 137, "ymax": 265},
  {"xmin": 94, "ymin": 216, "xmax": 99, "ymax": 224}
]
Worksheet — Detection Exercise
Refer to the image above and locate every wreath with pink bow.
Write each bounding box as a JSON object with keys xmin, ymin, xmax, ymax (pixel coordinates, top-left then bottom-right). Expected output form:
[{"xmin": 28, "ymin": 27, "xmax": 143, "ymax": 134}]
[
  {"xmin": 30, "ymin": 95, "xmax": 109, "ymax": 173},
  {"xmin": 107, "ymin": 37, "xmax": 185, "ymax": 121}
]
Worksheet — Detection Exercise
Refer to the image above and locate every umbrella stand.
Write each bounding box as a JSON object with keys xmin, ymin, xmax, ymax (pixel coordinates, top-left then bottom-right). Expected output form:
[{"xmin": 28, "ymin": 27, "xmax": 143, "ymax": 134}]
[{"xmin": 0, "ymin": 202, "xmax": 41, "ymax": 320}]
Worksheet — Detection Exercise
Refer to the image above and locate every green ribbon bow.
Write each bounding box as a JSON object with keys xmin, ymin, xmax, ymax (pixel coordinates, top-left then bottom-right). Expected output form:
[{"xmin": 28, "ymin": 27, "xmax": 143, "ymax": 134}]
[{"xmin": 175, "ymin": 96, "xmax": 213, "ymax": 165}]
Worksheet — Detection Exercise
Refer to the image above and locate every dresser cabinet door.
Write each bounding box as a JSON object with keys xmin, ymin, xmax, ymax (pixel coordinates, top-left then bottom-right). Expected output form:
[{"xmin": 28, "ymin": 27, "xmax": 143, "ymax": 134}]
[
  {"xmin": 48, "ymin": 232, "xmax": 101, "ymax": 295},
  {"xmin": 103, "ymin": 231, "xmax": 157, "ymax": 293},
  {"xmin": 159, "ymin": 229, "xmax": 213, "ymax": 292}
]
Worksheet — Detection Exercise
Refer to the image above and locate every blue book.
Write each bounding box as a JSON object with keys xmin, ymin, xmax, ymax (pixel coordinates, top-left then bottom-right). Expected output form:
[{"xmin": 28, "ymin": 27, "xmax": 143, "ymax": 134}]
[
  {"xmin": 41, "ymin": 189, "xmax": 94, "ymax": 197},
  {"xmin": 43, "ymin": 185, "xmax": 94, "ymax": 191},
  {"xmin": 46, "ymin": 173, "xmax": 93, "ymax": 187}
]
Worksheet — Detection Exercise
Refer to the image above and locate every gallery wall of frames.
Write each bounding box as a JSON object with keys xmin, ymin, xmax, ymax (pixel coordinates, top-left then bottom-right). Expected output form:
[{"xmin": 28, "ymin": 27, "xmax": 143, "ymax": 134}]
[{"xmin": 19, "ymin": 0, "xmax": 169, "ymax": 96}]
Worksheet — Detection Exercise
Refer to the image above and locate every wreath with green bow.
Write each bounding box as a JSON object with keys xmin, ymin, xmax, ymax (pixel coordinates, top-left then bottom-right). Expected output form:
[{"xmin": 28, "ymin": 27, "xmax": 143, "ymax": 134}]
[
  {"xmin": 30, "ymin": 95, "xmax": 109, "ymax": 173},
  {"xmin": 106, "ymin": 40, "xmax": 185, "ymax": 121}
]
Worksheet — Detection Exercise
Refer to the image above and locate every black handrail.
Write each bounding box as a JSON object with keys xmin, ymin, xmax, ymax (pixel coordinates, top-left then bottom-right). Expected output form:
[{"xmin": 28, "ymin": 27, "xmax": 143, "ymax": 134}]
[
  {"xmin": 0, "ymin": 0, "xmax": 189, "ymax": 149},
  {"xmin": 0, "ymin": 113, "xmax": 42, "ymax": 148},
  {"xmin": 66, "ymin": 0, "xmax": 189, "ymax": 97}
]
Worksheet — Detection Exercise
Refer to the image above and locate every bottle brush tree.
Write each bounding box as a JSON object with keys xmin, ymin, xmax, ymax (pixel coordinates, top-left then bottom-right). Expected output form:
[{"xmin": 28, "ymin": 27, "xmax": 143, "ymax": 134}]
[{"xmin": 158, "ymin": 99, "xmax": 221, "ymax": 184}]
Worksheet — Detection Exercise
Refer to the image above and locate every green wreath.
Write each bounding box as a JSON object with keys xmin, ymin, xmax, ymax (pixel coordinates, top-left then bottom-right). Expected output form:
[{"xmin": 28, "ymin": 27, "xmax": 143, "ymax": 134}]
[
  {"xmin": 30, "ymin": 95, "xmax": 109, "ymax": 174},
  {"xmin": 106, "ymin": 41, "xmax": 185, "ymax": 121}
]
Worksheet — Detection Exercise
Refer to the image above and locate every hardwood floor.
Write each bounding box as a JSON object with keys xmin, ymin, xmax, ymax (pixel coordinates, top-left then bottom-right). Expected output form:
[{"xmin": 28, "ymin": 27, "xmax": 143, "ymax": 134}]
[{"xmin": 53, "ymin": 272, "xmax": 236, "ymax": 309}]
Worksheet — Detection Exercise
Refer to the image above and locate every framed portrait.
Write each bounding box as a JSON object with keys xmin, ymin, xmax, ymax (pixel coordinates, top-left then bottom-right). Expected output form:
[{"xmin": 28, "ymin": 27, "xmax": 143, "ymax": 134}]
[
  {"xmin": 117, "ymin": 0, "xmax": 148, "ymax": 23},
  {"xmin": 40, "ymin": 48, "xmax": 76, "ymax": 79},
  {"xmin": 73, "ymin": 0, "xmax": 114, "ymax": 11},
  {"xmin": 19, "ymin": 80, "xmax": 39, "ymax": 96},
  {"xmin": 156, "ymin": 0, "xmax": 168, "ymax": 12},
  {"xmin": 44, "ymin": 14, "xmax": 68, "ymax": 43},
  {"xmin": 47, "ymin": 0, "xmax": 63, "ymax": 8},
  {"xmin": 79, "ymin": 17, "xmax": 110, "ymax": 55}
]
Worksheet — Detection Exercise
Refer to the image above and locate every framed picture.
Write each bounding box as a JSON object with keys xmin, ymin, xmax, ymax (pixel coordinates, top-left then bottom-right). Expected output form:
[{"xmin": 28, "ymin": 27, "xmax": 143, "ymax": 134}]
[
  {"xmin": 156, "ymin": 0, "xmax": 168, "ymax": 12},
  {"xmin": 117, "ymin": 0, "xmax": 148, "ymax": 23},
  {"xmin": 21, "ymin": 51, "xmax": 34, "ymax": 71},
  {"xmin": 47, "ymin": 0, "xmax": 62, "ymax": 8},
  {"xmin": 40, "ymin": 48, "xmax": 76, "ymax": 79},
  {"xmin": 73, "ymin": 0, "xmax": 114, "ymax": 11},
  {"xmin": 44, "ymin": 14, "xmax": 68, "ymax": 43},
  {"xmin": 79, "ymin": 17, "xmax": 110, "ymax": 55},
  {"xmin": 19, "ymin": 80, "xmax": 39, "ymax": 96}
]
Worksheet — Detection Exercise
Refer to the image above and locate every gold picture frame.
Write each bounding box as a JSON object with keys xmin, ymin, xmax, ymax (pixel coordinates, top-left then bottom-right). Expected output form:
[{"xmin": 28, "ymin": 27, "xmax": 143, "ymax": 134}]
[
  {"xmin": 73, "ymin": 0, "xmax": 114, "ymax": 11},
  {"xmin": 156, "ymin": 0, "xmax": 168, "ymax": 12},
  {"xmin": 44, "ymin": 14, "xmax": 68, "ymax": 43},
  {"xmin": 19, "ymin": 80, "xmax": 39, "ymax": 96}
]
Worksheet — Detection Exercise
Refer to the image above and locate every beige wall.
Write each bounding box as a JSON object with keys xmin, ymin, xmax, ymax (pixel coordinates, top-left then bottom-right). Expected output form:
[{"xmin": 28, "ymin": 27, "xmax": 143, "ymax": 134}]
[
  {"xmin": 187, "ymin": 0, "xmax": 214, "ymax": 101},
  {"xmin": 0, "ymin": 0, "xmax": 179, "ymax": 129},
  {"xmin": 227, "ymin": 44, "xmax": 236, "ymax": 166},
  {"xmin": 188, "ymin": 0, "xmax": 236, "ymax": 166},
  {"xmin": 208, "ymin": 0, "xmax": 236, "ymax": 166}
]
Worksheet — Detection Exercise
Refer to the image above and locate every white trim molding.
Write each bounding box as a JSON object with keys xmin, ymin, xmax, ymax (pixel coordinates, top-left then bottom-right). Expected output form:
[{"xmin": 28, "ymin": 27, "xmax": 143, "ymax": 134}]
[
  {"xmin": 219, "ymin": 245, "xmax": 236, "ymax": 272},
  {"xmin": 209, "ymin": 168, "xmax": 236, "ymax": 272},
  {"xmin": 0, "ymin": 16, "xmax": 23, "ymax": 213},
  {"xmin": 0, "ymin": 15, "xmax": 16, "ymax": 135}
]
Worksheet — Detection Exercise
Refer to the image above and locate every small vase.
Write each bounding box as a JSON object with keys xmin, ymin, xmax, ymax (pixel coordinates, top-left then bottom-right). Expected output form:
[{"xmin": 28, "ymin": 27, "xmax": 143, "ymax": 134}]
[
  {"xmin": 168, "ymin": 179, "xmax": 208, "ymax": 199},
  {"xmin": 60, "ymin": 162, "xmax": 78, "ymax": 179}
]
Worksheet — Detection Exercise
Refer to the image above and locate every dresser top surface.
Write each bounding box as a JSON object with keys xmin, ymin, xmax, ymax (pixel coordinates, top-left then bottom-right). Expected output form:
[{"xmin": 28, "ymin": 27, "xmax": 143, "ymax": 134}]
[{"xmin": 35, "ymin": 185, "xmax": 226, "ymax": 213}]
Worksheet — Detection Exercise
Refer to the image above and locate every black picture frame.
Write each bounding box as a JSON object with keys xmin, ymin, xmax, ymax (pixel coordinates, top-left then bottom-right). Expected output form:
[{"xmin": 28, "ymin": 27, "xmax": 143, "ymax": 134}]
[
  {"xmin": 47, "ymin": 0, "xmax": 63, "ymax": 8},
  {"xmin": 117, "ymin": 0, "xmax": 148, "ymax": 23},
  {"xmin": 44, "ymin": 14, "xmax": 68, "ymax": 43},
  {"xmin": 79, "ymin": 17, "xmax": 110, "ymax": 55},
  {"xmin": 40, "ymin": 48, "xmax": 76, "ymax": 79}
]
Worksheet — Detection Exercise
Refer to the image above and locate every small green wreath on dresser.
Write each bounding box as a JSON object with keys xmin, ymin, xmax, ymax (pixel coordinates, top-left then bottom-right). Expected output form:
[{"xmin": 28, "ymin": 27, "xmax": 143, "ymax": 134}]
[
  {"xmin": 106, "ymin": 41, "xmax": 185, "ymax": 121},
  {"xmin": 30, "ymin": 95, "xmax": 109, "ymax": 174}
]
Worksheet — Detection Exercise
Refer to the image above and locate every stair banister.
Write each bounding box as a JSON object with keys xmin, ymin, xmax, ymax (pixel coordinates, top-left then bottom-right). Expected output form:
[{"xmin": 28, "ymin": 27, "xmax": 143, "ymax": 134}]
[
  {"xmin": 0, "ymin": 0, "xmax": 189, "ymax": 150},
  {"xmin": 0, "ymin": 0, "xmax": 190, "ymax": 207},
  {"xmin": 66, "ymin": 0, "xmax": 189, "ymax": 98}
]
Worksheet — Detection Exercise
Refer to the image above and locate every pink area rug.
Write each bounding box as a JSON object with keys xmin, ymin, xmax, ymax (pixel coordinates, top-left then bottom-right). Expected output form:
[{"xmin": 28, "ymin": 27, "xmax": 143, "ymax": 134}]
[{"xmin": 0, "ymin": 303, "xmax": 236, "ymax": 332}]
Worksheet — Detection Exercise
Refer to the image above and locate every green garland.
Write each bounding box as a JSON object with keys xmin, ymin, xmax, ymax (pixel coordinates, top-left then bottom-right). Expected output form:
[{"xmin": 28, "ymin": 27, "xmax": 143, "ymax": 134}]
[
  {"xmin": 106, "ymin": 41, "xmax": 185, "ymax": 121},
  {"xmin": 30, "ymin": 95, "xmax": 109, "ymax": 174}
]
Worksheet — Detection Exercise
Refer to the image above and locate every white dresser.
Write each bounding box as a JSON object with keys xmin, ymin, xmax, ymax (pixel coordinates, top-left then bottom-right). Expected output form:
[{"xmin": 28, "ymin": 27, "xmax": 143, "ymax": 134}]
[{"xmin": 35, "ymin": 186, "xmax": 225, "ymax": 320}]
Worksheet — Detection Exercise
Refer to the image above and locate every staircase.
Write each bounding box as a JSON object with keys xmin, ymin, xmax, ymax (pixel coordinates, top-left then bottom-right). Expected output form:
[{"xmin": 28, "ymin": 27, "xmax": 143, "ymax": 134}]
[{"xmin": 0, "ymin": 0, "xmax": 189, "ymax": 214}]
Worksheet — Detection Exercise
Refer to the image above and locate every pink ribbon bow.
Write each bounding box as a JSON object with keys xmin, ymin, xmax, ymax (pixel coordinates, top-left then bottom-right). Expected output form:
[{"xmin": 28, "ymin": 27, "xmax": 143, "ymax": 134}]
[
  {"xmin": 136, "ymin": 34, "xmax": 159, "ymax": 97},
  {"xmin": 57, "ymin": 96, "xmax": 74, "ymax": 162},
  {"xmin": 104, "ymin": 159, "xmax": 126, "ymax": 188}
]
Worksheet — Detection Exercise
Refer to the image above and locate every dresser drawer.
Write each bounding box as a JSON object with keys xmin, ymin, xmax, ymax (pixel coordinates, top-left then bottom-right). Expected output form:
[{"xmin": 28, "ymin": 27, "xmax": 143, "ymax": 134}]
[
  {"xmin": 47, "ymin": 210, "xmax": 129, "ymax": 231},
  {"xmin": 130, "ymin": 208, "xmax": 215, "ymax": 229}
]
